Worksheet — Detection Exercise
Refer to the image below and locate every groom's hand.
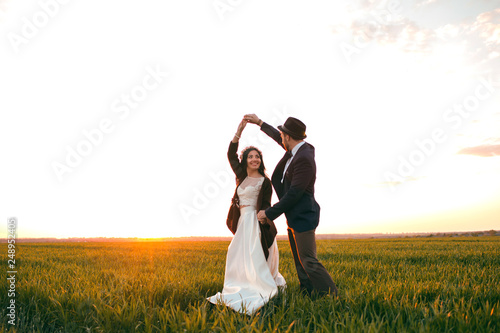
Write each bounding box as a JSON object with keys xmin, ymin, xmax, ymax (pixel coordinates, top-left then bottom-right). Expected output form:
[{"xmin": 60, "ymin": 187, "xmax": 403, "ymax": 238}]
[
  {"xmin": 257, "ymin": 210, "xmax": 267, "ymax": 223},
  {"xmin": 244, "ymin": 114, "xmax": 263, "ymax": 126}
]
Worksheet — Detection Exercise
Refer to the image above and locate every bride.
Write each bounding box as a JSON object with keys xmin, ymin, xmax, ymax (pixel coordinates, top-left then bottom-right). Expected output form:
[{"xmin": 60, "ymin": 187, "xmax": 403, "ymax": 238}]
[{"xmin": 207, "ymin": 118, "xmax": 286, "ymax": 315}]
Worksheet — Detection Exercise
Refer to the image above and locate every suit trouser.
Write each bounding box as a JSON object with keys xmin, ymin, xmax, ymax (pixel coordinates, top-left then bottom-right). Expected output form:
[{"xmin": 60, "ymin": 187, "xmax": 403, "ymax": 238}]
[{"xmin": 287, "ymin": 228, "xmax": 338, "ymax": 295}]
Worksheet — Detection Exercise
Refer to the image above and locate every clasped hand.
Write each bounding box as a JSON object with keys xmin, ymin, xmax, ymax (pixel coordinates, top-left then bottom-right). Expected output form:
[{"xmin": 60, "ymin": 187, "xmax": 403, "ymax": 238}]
[{"xmin": 257, "ymin": 210, "xmax": 267, "ymax": 224}]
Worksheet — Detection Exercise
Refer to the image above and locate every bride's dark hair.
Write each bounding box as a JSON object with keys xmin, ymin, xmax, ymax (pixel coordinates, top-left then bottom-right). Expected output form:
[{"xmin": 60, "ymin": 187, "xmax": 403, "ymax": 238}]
[{"xmin": 239, "ymin": 146, "xmax": 267, "ymax": 180}]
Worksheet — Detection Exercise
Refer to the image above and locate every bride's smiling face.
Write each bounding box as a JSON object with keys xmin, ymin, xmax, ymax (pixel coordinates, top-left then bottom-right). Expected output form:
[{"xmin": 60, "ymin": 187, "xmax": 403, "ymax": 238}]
[{"xmin": 246, "ymin": 150, "xmax": 261, "ymax": 172}]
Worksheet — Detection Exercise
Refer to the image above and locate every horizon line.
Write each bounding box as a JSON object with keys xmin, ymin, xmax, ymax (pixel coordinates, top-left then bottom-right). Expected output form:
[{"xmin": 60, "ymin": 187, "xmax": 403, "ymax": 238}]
[{"xmin": 4, "ymin": 230, "xmax": 498, "ymax": 242}]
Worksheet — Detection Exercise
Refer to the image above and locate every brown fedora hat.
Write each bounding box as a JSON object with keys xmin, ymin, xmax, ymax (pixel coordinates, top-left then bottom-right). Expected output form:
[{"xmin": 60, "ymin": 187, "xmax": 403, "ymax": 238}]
[{"xmin": 278, "ymin": 117, "xmax": 307, "ymax": 139}]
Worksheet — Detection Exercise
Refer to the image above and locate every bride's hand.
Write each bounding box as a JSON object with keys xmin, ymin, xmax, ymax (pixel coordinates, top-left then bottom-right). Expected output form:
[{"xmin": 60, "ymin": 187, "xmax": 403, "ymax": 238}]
[
  {"xmin": 236, "ymin": 119, "xmax": 247, "ymax": 136},
  {"xmin": 232, "ymin": 119, "xmax": 246, "ymax": 142}
]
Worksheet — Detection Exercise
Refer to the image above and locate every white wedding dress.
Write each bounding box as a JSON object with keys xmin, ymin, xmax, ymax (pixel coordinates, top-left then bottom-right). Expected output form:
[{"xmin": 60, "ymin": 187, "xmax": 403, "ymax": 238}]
[{"xmin": 207, "ymin": 176, "xmax": 286, "ymax": 315}]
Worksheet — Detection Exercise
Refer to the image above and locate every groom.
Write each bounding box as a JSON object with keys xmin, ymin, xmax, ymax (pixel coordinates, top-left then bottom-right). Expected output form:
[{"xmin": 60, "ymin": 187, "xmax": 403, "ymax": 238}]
[{"xmin": 244, "ymin": 114, "xmax": 338, "ymax": 296}]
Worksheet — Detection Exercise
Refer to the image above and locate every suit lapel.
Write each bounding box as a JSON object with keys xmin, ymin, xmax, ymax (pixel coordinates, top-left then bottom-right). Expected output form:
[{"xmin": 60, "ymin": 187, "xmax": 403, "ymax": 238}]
[
  {"xmin": 272, "ymin": 144, "xmax": 310, "ymax": 197},
  {"xmin": 272, "ymin": 151, "xmax": 292, "ymax": 198},
  {"xmin": 284, "ymin": 143, "xmax": 308, "ymax": 175}
]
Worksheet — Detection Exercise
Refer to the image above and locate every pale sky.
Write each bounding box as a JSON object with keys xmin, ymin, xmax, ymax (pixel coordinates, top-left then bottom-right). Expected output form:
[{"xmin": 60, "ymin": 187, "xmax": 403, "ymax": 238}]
[{"xmin": 1, "ymin": 0, "xmax": 499, "ymax": 238}]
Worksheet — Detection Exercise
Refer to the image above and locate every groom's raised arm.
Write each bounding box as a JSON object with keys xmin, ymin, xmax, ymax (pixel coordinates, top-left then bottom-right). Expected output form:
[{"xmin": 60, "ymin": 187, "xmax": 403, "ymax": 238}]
[
  {"xmin": 260, "ymin": 122, "xmax": 285, "ymax": 150},
  {"xmin": 244, "ymin": 114, "xmax": 285, "ymax": 149}
]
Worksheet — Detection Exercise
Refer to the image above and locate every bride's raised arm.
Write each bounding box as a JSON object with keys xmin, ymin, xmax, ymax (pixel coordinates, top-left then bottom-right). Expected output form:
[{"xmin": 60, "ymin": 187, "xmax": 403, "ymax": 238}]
[
  {"xmin": 228, "ymin": 119, "xmax": 247, "ymax": 180},
  {"xmin": 231, "ymin": 119, "xmax": 246, "ymax": 143}
]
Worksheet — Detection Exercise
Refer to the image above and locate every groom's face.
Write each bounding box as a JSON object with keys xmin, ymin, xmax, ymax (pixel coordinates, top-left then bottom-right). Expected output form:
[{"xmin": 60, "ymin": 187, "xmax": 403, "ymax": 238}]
[{"xmin": 281, "ymin": 132, "xmax": 290, "ymax": 151}]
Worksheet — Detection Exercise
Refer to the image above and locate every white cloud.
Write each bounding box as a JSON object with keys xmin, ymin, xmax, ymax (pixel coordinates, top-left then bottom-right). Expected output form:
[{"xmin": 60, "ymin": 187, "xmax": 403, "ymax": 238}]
[
  {"xmin": 333, "ymin": 6, "xmax": 500, "ymax": 76},
  {"xmin": 458, "ymin": 144, "xmax": 500, "ymax": 157},
  {"xmin": 415, "ymin": 0, "xmax": 439, "ymax": 8}
]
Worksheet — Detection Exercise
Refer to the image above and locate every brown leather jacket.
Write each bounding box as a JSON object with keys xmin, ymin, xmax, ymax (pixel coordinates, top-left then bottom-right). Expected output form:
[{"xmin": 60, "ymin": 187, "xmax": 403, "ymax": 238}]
[{"xmin": 226, "ymin": 141, "xmax": 278, "ymax": 259}]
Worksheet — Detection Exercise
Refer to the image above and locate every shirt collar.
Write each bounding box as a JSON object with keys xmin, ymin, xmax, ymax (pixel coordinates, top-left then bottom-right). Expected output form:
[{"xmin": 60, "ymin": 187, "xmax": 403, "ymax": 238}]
[{"xmin": 290, "ymin": 141, "xmax": 306, "ymax": 157}]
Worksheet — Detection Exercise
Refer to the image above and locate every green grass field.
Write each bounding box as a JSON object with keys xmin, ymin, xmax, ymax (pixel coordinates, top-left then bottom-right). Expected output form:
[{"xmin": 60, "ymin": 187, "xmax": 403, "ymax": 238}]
[{"xmin": 2, "ymin": 237, "xmax": 500, "ymax": 332}]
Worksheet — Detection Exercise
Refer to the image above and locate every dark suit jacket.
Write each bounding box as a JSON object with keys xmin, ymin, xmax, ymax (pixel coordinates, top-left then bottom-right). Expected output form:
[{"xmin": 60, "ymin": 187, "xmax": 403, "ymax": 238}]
[
  {"xmin": 225, "ymin": 141, "xmax": 278, "ymax": 259},
  {"xmin": 261, "ymin": 122, "xmax": 321, "ymax": 232}
]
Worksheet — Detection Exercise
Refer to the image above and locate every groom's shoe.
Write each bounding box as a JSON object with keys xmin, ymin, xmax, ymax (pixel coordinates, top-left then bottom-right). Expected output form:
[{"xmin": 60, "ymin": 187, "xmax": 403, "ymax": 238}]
[
  {"xmin": 299, "ymin": 283, "xmax": 313, "ymax": 297},
  {"xmin": 311, "ymin": 288, "xmax": 337, "ymax": 300},
  {"xmin": 326, "ymin": 283, "xmax": 339, "ymax": 298}
]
